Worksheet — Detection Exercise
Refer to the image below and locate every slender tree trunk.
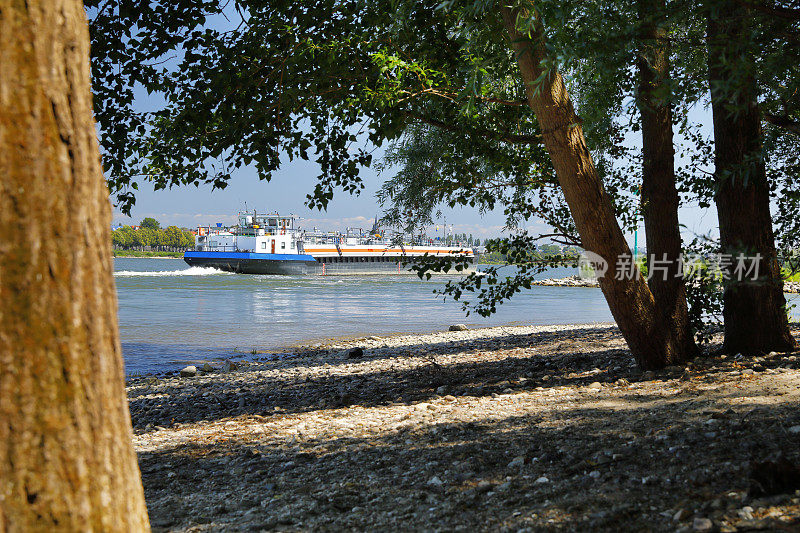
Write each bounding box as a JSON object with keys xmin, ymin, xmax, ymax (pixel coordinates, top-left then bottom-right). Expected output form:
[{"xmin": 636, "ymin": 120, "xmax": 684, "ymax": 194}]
[
  {"xmin": 0, "ymin": 1, "xmax": 150, "ymax": 530},
  {"xmin": 637, "ymin": 0, "xmax": 699, "ymax": 359},
  {"xmin": 706, "ymin": 1, "xmax": 797, "ymax": 354},
  {"xmin": 501, "ymin": 6, "xmax": 690, "ymax": 369}
]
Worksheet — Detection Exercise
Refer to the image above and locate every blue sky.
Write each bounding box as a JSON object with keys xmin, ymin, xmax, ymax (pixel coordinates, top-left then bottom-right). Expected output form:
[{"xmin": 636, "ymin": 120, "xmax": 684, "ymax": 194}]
[
  {"xmin": 110, "ymin": 145, "xmax": 532, "ymax": 238},
  {"xmin": 107, "ymin": 5, "xmax": 720, "ymax": 247},
  {"xmin": 111, "ymin": 104, "xmax": 720, "ymax": 247},
  {"xmin": 110, "ymin": 122, "xmax": 719, "ymax": 245}
]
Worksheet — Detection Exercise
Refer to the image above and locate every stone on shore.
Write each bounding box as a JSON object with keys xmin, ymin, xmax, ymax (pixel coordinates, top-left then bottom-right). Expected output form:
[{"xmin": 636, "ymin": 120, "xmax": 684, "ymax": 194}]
[
  {"xmin": 427, "ymin": 476, "xmax": 443, "ymax": 486},
  {"xmin": 692, "ymin": 517, "xmax": 713, "ymax": 531},
  {"xmin": 348, "ymin": 347, "xmax": 364, "ymax": 359},
  {"xmin": 449, "ymin": 324, "xmax": 468, "ymax": 331},
  {"xmin": 508, "ymin": 456, "xmax": 525, "ymax": 469},
  {"xmin": 179, "ymin": 365, "xmax": 197, "ymax": 377}
]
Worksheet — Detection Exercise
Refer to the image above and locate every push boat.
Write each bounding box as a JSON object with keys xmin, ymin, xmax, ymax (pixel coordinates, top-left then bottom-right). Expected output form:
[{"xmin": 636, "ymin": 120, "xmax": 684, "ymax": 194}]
[{"xmin": 183, "ymin": 212, "xmax": 479, "ymax": 275}]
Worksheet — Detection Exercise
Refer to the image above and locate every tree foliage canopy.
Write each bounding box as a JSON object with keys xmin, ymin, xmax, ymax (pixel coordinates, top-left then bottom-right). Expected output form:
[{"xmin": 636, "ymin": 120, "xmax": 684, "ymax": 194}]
[{"xmin": 87, "ymin": 0, "xmax": 800, "ymax": 329}]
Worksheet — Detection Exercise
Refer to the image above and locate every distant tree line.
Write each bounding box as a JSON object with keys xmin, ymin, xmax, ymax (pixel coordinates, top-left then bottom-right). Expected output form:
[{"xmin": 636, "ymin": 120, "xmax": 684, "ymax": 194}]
[
  {"xmin": 112, "ymin": 217, "xmax": 194, "ymax": 250},
  {"xmin": 442, "ymin": 232, "xmax": 480, "ymax": 246},
  {"xmin": 479, "ymin": 243, "xmax": 583, "ymax": 264}
]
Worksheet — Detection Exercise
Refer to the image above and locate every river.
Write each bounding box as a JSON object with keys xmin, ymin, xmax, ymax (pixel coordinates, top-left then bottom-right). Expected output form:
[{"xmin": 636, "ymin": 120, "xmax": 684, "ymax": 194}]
[
  {"xmin": 114, "ymin": 257, "xmax": 800, "ymax": 374},
  {"xmin": 114, "ymin": 257, "xmax": 614, "ymax": 374}
]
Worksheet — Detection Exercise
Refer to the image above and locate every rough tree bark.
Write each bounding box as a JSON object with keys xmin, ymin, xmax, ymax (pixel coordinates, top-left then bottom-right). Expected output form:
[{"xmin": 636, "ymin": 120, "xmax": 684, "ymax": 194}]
[
  {"xmin": 706, "ymin": 0, "xmax": 797, "ymax": 354},
  {"xmin": 637, "ymin": 0, "xmax": 698, "ymax": 359},
  {"xmin": 0, "ymin": 1, "xmax": 150, "ymax": 530},
  {"xmin": 501, "ymin": 5, "xmax": 691, "ymax": 369}
]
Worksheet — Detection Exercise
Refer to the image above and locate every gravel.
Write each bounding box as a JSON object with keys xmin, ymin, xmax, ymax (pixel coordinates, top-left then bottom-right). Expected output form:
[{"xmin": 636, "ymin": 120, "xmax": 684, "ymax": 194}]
[{"xmin": 128, "ymin": 322, "xmax": 800, "ymax": 532}]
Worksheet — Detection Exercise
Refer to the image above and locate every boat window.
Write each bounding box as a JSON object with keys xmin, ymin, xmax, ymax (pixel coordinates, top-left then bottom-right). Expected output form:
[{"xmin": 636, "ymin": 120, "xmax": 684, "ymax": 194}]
[
  {"xmin": 261, "ymin": 242, "xmax": 266, "ymax": 250},
  {"xmin": 281, "ymin": 242, "xmax": 286, "ymax": 249}
]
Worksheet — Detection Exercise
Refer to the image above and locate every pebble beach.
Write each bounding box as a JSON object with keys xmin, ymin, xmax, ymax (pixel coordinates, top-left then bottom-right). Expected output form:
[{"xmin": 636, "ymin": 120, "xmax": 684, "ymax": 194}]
[
  {"xmin": 128, "ymin": 323, "xmax": 800, "ymax": 532},
  {"xmin": 530, "ymin": 275, "xmax": 800, "ymax": 294}
]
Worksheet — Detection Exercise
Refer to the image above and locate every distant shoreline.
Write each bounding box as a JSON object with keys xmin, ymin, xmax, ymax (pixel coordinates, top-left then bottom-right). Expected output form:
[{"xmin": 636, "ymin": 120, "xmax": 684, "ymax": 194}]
[
  {"xmin": 533, "ymin": 275, "xmax": 800, "ymax": 294},
  {"xmin": 113, "ymin": 251, "xmax": 184, "ymax": 258}
]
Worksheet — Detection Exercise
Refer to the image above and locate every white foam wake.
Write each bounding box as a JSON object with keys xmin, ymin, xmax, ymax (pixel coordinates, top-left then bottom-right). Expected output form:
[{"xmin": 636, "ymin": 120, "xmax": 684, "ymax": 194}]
[{"xmin": 114, "ymin": 266, "xmax": 230, "ymax": 277}]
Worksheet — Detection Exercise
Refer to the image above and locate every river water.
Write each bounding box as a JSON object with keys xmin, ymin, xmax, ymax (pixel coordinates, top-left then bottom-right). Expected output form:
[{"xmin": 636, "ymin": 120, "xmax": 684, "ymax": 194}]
[
  {"xmin": 115, "ymin": 258, "xmax": 612, "ymax": 374},
  {"xmin": 114, "ymin": 257, "xmax": 800, "ymax": 374}
]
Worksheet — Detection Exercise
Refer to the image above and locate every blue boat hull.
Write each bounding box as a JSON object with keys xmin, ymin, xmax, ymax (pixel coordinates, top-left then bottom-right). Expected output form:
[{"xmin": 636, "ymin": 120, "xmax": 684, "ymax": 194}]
[
  {"xmin": 184, "ymin": 251, "xmax": 320, "ymax": 275},
  {"xmin": 183, "ymin": 251, "xmax": 477, "ymax": 275}
]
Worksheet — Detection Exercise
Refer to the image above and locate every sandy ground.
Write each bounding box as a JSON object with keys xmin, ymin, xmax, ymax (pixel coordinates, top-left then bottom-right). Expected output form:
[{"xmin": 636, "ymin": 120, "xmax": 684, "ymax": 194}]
[{"xmin": 127, "ymin": 323, "xmax": 800, "ymax": 532}]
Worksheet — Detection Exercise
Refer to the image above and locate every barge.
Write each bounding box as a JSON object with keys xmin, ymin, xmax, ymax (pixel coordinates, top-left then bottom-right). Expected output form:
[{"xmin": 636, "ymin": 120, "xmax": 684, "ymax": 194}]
[{"xmin": 184, "ymin": 212, "xmax": 478, "ymax": 275}]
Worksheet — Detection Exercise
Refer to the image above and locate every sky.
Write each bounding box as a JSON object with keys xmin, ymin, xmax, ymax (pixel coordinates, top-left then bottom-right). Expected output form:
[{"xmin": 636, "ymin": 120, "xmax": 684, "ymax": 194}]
[
  {"xmin": 111, "ymin": 146, "xmax": 534, "ymax": 239},
  {"xmin": 108, "ymin": 6, "xmax": 720, "ymax": 249},
  {"xmin": 106, "ymin": 5, "xmax": 520, "ymax": 240},
  {"xmin": 111, "ymin": 110, "xmax": 720, "ymax": 248}
]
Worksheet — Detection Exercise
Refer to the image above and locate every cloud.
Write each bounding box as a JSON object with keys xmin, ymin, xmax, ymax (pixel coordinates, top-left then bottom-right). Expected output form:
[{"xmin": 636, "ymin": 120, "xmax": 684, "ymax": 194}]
[
  {"xmin": 297, "ymin": 215, "xmax": 372, "ymax": 230},
  {"xmin": 112, "ymin": 211, "xmax": 561, "ymax": 242},
  {"xmin": 424, "ymin": 220, "xmax": 555, "ymax": 239}
]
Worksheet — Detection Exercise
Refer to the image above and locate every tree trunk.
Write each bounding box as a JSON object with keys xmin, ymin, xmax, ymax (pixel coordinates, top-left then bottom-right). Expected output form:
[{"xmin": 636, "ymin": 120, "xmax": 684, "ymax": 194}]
[
  {"xmin": 706, "ymin": 1, "xmax": 797, "ymax": 354},
  {"xmin": 0, "ymin": 1, "xmax": 150, "ymax": 530},
  {"xmin": 501, "ymin": 6, "xmax": 690, "ymax": 369},
  {"xmin": 637, "ymin": 0, "xmax": 699, "ymax": 359}
]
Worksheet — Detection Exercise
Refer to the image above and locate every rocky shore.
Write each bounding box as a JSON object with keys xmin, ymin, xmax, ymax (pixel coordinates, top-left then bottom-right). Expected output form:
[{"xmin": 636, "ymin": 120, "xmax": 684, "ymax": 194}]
[
  {"xmin": 533, "ymin": 276, "xmax": 800, "ymax": 293},
  {"xmin": 129, "ymin": 323, "xmax": 800, "ymax": 532},
  {"xmin": 531, "ymin": 275, "xmax": 599, "ymax": 288}
]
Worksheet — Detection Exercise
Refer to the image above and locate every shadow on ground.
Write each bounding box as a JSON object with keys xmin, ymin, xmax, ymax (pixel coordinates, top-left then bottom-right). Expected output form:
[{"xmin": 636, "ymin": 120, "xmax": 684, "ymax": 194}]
[{"xmin": 139, "ymin": 392, "xmax": 800, "ymax": 532}]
